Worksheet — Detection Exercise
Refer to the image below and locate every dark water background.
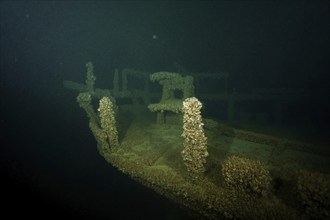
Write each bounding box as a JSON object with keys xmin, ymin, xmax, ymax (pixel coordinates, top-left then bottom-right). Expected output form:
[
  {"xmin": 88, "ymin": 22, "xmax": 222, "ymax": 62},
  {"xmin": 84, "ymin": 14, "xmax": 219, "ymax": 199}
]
[{"xmin": 1, "ymin": 1, "xmax": 329, "ymax": 219}]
